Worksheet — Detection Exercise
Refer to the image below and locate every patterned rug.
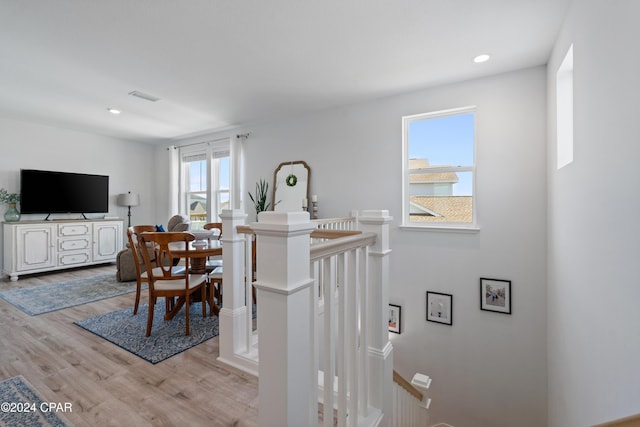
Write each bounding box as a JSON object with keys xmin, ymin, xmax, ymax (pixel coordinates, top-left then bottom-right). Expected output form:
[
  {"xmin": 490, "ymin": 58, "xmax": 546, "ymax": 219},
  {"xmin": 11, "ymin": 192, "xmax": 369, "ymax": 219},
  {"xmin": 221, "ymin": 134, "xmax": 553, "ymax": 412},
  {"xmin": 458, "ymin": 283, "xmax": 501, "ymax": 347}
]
[
  {"xmin": 75, "ymin": 302, "xmax": 218, "ymax": 364},
  {"xmin": 0, "ymin": 376, "xmax": 71, "ymax": 427},
  {"xmin": 0, "ymin": 273, "xmax": 137, "ymax": 316}
]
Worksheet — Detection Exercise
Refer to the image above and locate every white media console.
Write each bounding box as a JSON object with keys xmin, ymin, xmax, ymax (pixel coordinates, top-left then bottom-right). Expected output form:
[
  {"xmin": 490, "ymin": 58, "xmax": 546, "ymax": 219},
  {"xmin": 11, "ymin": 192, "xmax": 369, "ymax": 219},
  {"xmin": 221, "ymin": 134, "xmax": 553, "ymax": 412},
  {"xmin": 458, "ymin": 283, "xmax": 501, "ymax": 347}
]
[{"xmin": 3, "ymin": 219, "xmax": 123, "ymax": 281}]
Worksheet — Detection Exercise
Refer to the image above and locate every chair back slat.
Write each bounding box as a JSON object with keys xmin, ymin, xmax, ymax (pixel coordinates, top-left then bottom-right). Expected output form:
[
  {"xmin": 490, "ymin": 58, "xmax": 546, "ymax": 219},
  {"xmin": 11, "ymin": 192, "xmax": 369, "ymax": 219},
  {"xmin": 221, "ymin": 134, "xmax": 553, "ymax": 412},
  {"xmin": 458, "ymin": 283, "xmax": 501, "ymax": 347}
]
[
  {"xmin": 127, "ymin": 225, "xmax": 157, "ymax": 274},
  {"xmin": 138, "ymin": 232, "xmax": 195, "ymax": 281}
]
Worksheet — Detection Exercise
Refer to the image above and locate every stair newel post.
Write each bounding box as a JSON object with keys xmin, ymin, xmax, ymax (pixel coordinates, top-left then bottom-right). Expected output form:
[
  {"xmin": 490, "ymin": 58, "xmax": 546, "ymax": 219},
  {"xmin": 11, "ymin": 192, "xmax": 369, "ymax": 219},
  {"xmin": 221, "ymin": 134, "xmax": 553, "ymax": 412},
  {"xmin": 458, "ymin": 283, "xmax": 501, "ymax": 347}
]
[
  {"xmin": 252, "ymin": 211, "xmax": 317, "ymax": 427},
  {"xmin": 358, "ymin": 210, "xmax": 394, "ymax": 426},
  {"xmin": 218, "ymin": 209, "xmax": 258, "ymax": 374}
]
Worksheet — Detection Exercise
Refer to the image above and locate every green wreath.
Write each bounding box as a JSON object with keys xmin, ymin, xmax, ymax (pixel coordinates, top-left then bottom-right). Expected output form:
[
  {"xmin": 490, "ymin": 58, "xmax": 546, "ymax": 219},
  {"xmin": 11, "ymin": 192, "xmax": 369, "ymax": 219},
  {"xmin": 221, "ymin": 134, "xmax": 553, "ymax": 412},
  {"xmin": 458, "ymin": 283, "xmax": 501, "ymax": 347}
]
[{"xmin": 285, "ymin": 174, "xmax": 297, "ymax": 187}]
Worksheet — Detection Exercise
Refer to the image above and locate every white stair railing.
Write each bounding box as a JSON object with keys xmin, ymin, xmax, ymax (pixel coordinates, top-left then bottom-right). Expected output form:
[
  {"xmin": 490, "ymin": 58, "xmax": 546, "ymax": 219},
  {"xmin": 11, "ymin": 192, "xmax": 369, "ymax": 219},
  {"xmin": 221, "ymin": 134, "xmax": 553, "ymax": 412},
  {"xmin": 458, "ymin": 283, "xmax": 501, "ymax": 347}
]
[
  {"xmin": 219, "ymin": 210, "xmax": 395, "ymax": 426},
  {"xmin": 392, "ymin": 371, "xmax": 432, "ymax": 427},
  {"xmin": 256, "ymin": 210, "xmax": 394, "ymax": 426},
  {"xmin": 312, "ymin": 230, "xmax": 377, "ymax": 426},
  {"xmin": 313, "ymin": 215, "xmax": 358, "ymax": 231}
]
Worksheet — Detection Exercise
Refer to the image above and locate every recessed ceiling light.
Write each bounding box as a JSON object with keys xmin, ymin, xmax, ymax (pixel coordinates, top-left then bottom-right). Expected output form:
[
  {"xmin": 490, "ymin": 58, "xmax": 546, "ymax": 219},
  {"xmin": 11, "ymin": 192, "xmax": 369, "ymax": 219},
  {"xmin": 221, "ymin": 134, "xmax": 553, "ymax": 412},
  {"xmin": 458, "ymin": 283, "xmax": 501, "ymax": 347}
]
[
  {"xmin": 107, "ymin": 108, "xmax": 121, "ymax": 115},
  {"xmin": 473, "ymin": 54, "xmax": 491, "ymax": 63}
]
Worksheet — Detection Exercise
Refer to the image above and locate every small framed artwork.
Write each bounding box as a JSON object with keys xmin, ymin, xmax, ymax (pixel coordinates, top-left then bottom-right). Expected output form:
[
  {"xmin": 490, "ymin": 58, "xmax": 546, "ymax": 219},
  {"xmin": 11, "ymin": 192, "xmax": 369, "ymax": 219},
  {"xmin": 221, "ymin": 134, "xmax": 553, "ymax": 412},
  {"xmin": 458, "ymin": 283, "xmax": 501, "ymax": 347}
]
[
  {"xmin": 388, "ymin": 304, "xmax": 402, "ymax": 334},
  {"xmin": 426, "ymin": 291, "xmax": 453, "ymax": 325},
  {"xmin": 480, "ymin": 278, "xmax": 512, "ymax": 314}
]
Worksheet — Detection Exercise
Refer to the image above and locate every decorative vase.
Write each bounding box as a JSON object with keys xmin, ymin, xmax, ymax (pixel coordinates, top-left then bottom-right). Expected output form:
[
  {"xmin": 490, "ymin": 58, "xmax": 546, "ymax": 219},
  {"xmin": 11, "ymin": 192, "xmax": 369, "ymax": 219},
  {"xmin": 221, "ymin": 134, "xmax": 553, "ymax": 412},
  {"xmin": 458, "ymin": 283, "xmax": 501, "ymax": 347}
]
[{"xmin": 4, "ymin": 203, "xmax": 20, "ymax": 222}]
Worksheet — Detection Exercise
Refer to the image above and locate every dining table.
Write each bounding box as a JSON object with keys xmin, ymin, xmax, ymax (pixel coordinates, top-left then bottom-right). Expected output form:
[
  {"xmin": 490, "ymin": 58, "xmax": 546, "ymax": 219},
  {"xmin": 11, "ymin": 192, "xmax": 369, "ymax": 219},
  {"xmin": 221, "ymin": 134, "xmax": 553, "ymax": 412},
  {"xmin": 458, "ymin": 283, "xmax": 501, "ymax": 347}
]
[{"xmin": 164, "ymin": 238, "xmax": 222, "ymax": 318}]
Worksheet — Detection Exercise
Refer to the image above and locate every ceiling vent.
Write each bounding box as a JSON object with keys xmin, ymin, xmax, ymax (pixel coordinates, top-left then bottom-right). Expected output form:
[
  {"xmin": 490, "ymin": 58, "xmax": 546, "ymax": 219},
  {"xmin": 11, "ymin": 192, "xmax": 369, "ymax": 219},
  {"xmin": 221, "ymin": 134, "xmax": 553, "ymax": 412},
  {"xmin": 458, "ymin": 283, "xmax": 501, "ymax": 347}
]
[{"xmin": 128, "ymin": 90, "xmax": 161, "ymax": 102}]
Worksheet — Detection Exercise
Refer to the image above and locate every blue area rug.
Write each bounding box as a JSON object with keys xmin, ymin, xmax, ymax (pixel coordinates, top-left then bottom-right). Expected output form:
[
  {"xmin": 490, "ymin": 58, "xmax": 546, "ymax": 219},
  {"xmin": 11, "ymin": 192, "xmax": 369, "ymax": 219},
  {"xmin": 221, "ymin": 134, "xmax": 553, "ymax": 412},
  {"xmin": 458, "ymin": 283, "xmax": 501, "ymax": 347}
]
[
  {"xmin": 0, "ymin": 375, "xmax": 71, "ymax": 427},
  {"xmin": 0, "ymin": 273, "xmax": 137, "ymax": 316},
  {"xmin": 75, "ymin": 302, "xmax": 218, "ymax": 364}
]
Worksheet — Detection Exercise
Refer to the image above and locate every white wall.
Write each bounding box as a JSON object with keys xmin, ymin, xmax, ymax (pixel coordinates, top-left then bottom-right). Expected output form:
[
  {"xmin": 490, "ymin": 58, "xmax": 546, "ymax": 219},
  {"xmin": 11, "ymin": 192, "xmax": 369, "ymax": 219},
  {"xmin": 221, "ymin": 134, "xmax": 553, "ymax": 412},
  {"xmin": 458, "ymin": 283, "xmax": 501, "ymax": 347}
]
[
  {"xmin": 547, "ymin": 1, "xmax": 640, "ymax": 426},
  {"xmin": 237, "ymin": 67, "xmax": 548, "ymax": 427},
  {"xmin": 0, "ymin": 115, "xmax": 158, "ymax": 262}
]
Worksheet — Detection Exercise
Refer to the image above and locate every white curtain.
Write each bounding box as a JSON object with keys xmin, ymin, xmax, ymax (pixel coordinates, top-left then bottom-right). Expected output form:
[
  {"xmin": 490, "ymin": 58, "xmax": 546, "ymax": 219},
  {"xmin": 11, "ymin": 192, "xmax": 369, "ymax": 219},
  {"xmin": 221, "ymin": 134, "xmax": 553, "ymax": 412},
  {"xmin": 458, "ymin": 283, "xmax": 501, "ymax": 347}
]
[
  {"xmin": 231, "ymin": 135, "xmax": 245, "ymax": 210},
  {"xmin": 167, "ymin": 146, "xmax": 180, "ymax": 220}
]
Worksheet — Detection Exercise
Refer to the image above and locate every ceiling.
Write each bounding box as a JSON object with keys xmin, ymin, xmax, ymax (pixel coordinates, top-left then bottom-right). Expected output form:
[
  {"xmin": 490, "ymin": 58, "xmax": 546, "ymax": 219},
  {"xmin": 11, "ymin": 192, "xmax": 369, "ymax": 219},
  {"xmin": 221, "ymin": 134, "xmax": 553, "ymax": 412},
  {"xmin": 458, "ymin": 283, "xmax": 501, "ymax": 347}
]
[{"xmin": 0, "ymin": 0, "xmax": 571, "ymax": 144}]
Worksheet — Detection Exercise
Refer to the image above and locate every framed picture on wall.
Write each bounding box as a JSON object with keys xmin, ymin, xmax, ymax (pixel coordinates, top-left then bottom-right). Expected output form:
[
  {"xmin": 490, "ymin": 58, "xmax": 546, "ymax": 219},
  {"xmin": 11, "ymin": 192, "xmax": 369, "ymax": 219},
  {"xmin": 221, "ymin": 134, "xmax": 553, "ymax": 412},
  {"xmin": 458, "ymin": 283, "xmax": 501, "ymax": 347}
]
[
  {"xmin": 388, "ymin": 304, "xmax": 402, "ymax": 334},
  {"xmin": 480, "ymin": 278, "xmax": 512, "ymax": 314},
  {"xmin": 426, "ymin": 291, "xmax": 453, "ymax": 325}
]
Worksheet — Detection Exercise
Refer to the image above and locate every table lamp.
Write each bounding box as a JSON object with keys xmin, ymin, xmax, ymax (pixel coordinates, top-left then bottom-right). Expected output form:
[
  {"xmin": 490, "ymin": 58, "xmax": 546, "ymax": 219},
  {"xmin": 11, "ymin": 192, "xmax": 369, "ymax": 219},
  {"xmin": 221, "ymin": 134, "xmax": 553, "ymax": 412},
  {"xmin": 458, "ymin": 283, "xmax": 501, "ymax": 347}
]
[{"xmin": 117, "ymin": 191, "xmax": 140, "ymax": 227}]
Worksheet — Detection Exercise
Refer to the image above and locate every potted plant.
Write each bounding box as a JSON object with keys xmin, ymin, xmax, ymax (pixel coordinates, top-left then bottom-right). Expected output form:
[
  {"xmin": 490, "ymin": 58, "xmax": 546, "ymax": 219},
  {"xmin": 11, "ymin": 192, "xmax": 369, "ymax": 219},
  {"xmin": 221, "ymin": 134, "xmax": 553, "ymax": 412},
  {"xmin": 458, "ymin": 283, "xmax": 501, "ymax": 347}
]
[
  {"xmin": 248, "ymin": 179, "xmax": 272, "ymax": 220},
  {"xmin": 0, "ymin": 188, "xmax": 21, "ymax": 222}
]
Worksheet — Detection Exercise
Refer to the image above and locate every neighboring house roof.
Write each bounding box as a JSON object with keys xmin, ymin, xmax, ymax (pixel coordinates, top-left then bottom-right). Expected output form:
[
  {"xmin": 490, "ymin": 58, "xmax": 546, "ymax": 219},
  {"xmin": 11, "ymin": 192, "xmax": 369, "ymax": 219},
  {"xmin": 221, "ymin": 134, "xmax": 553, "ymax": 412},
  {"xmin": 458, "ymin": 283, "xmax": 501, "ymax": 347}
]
[
  {"xmin": 410, "ymin": 196, "xmax": 473, "ymax": 223},
  {"xmin": 409, "ymin": 158, "xmax": 458, "ymax": 184},
  {"xmin": 190, "ymin": 201, "xmax": 207, "ymax": 214}
]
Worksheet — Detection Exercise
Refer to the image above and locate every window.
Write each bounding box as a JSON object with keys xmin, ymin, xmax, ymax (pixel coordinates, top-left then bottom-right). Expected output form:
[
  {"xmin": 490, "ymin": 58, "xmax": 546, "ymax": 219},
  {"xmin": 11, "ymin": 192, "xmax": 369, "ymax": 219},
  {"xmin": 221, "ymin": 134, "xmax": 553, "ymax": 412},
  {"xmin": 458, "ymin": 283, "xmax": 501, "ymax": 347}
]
[
  {"xmin": 180, "ymin": 143, "xmax": 230, "ymax": 230},
  {"xmin": 557, "ymin": 44, "xmax": 574, "ymax": 169},
  {"xmin": 402, "ymin": 107, "xmax": 476, "ymax": 229}
]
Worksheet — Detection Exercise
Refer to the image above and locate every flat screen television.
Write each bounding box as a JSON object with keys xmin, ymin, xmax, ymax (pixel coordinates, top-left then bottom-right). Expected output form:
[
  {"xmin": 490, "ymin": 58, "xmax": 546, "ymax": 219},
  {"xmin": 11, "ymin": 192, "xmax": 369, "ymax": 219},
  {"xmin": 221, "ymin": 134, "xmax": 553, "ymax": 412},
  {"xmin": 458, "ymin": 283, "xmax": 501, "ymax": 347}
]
[{"xmin": 20, "ymin": 169, "xmax": 109, "ymax": 216}]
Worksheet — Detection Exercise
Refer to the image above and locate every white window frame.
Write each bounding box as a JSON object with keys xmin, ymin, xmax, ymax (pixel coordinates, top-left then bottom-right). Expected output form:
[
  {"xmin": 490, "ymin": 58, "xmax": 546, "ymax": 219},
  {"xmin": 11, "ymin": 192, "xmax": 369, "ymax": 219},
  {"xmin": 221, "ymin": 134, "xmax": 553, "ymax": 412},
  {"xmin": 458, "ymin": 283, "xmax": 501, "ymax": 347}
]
[
  {"xmin": 179, "ymin": 141, "xmax": 230, "ymax": 228},
  {"xmin": 557, "ymin": 43, "xmax": 574, "ymax": 169},
  {"xmin": 211, "ymin": 150, "xmax": 230, "ymax": 219},
  {"xmin": 401, "ymin": 106, "xmax": 479, "ymax": 232}
]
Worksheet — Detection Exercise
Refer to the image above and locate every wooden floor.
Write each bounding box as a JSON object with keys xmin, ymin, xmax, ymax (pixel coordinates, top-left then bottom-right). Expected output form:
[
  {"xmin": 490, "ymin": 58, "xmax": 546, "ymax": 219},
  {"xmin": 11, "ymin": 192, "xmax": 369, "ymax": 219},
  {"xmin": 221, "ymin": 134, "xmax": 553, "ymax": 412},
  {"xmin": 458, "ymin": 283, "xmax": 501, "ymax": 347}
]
[{"xmin": 0, "ymin": 264, "xmax": 258, "ymax": 427}]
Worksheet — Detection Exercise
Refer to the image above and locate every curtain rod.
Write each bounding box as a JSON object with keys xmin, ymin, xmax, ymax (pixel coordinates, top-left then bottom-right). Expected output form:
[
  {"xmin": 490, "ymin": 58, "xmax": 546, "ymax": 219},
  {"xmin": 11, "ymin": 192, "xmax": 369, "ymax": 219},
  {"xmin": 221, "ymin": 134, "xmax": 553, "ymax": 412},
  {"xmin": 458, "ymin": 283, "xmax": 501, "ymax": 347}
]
[
  {"xmin": 167, "ymin": 136, "xmax": 228, "ymax": 150},
  {"xmin": 167, "ymin": 133, "xmax": 251, "ymax": 150}
]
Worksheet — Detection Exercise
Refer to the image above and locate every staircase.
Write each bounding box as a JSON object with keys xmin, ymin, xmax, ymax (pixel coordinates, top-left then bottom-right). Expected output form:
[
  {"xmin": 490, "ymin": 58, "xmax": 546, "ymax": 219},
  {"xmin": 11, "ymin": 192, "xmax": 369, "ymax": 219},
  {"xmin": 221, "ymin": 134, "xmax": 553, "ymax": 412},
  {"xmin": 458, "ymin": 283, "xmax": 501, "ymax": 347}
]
[
  {"xmin": 393, "ymin": 371, "xmax": 431, "ymax": 427},
  {"xmin": 592, "ymin": 414, "xmax": 640, "ymax": 427}
]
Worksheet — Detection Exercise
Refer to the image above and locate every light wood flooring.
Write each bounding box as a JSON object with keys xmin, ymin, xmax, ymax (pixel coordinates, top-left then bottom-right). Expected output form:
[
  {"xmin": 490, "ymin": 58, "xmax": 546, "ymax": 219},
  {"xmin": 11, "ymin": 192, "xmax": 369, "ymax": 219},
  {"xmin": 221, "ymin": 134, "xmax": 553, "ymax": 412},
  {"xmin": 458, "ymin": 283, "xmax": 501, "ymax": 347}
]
[{"xmin": 0, "ymin": 264, "xmax": 258, "ymax": 427}]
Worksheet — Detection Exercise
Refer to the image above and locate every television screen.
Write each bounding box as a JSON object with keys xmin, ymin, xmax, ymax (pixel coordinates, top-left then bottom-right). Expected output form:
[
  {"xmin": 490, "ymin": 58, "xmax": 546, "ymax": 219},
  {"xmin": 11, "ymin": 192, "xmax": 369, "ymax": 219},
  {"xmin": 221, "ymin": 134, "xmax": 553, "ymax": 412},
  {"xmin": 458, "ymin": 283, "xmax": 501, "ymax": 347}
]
[{"xmin": 20, "ymin": 169, "xmax": 109, "ymax": 214}]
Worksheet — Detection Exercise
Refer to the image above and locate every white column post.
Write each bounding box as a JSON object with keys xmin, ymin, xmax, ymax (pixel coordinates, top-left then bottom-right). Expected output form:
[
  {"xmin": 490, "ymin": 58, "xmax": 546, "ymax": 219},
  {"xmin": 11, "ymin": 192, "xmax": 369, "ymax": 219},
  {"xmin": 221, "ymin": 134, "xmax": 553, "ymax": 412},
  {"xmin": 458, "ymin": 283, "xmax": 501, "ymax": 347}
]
[
  {"xmin": 358, "ymin": 210, "xmax": 393, "ymax": 426},
  {"xmin": 252, "ymin": 211, "xmax": 317, "ymax": 427},
  {"xmin": 218, "ymin": 209, "xmax": 258, "ymax": 375}
]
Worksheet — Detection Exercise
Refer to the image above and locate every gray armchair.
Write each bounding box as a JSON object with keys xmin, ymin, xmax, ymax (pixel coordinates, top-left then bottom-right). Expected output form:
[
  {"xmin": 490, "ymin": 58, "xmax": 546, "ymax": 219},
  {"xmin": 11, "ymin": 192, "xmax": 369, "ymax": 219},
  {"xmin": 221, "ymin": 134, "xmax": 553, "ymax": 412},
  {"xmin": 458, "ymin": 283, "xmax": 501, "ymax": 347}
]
[{"xmin": 167, "ymin": 214, "xmax": 190, "ymax": 232}]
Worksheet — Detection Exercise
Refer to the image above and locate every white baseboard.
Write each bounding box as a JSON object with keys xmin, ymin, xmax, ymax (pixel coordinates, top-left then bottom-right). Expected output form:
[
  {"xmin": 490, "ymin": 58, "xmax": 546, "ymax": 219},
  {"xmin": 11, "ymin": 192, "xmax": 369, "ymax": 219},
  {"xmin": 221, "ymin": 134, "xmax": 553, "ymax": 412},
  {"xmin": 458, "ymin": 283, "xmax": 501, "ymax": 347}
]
[{"xmin": 431, "ymin": 424, "xmax": 455, "ymax": 427}]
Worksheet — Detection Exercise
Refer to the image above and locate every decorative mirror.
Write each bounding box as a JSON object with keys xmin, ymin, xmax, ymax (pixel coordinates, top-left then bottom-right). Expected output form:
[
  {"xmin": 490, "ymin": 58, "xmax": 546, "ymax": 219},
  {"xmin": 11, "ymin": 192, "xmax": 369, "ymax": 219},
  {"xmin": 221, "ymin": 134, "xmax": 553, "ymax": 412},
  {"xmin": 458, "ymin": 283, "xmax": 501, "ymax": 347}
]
[{"xmin": 273, "ymin": 160, "xmax": 311, "ymax": 212}]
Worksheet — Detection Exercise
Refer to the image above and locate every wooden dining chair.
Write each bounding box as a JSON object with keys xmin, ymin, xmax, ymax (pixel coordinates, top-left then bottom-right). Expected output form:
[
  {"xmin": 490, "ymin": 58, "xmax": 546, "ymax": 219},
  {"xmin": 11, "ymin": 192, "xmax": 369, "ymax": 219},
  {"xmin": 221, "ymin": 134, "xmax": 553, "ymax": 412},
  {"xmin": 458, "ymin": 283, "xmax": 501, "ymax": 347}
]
[
  {"xmin": 203, "ymin": 222, "xmax": 222, "ymax": 238},
  {"xmin": 127, "ymin": 226, "xmax": 187, "ymax": 315},
  {"xmin": 208, "ymin": 266, "xmax": 223, "ymax": 314},
  {"xmin": 137, "ymin": 231, "xmax": 207, "ymax": 336},
  {"xmin": 208, "ymin": 232, "xmax": 258, "ymax": 307},
  {"xmin": 203, "ymin": 222, "xmax": 223, "ymax": 310},
  {"xmin": 251, "ymin": 235, "xmax": 257, "ymax": 305},
  {"xmin": 126, "ymin": 225, "xmax": 157, "ymax": 315},
  {"xmin": 203, "ymin": 222, "xmax": 223, "ymax": 269}
]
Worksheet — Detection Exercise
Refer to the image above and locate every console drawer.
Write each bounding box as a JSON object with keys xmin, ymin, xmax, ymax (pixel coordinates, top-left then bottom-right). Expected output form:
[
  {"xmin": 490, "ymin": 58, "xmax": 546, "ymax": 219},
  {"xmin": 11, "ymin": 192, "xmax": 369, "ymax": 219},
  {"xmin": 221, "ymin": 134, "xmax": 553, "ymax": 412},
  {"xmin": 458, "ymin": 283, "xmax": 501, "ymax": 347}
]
[
  {"xmin": 59, "ymin": 237, "xmax": 91, "ymax": 252},
  {"xmin": 58, "ymin": 223, "xmax": 91, "ymax": 237},
  {"xmin": 59, "ymin": 251, "xmax": 91, "ymax": 266}
]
